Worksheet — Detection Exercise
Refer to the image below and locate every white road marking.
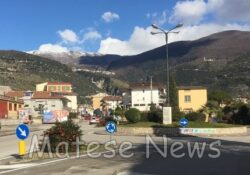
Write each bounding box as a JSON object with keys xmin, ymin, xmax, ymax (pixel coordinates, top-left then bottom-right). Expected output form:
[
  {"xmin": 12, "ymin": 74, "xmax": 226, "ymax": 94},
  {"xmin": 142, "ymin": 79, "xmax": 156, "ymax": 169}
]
[
  {"xmin": 0, "ymin": 150, "xmax": 112, "ymax": 174},
  {"xmin": 0, "ymin": 164, "xmax": 37, "ymax": 170}
]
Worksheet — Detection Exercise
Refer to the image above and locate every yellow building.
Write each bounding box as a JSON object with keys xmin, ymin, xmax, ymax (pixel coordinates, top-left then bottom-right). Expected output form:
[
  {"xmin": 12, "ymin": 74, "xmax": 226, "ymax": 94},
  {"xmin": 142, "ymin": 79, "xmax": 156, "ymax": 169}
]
[
  {"xmin": 177, "ymin": 86, "xmax": 207, "ymax": 113},
  {"xmin": 89, "ymin": 93, "xmax": 108, "ymax": 110},
  {"xmin": 36, "ymin": 82, "xmax": 72, "ymax": 92}
]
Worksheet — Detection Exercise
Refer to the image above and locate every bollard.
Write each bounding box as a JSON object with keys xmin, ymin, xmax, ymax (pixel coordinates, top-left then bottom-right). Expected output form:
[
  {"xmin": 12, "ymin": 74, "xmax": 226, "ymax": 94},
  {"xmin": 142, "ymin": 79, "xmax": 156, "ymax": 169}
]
[{"xmin": 19, "ymin": 140, "xmax": 26, "ymax": 156}]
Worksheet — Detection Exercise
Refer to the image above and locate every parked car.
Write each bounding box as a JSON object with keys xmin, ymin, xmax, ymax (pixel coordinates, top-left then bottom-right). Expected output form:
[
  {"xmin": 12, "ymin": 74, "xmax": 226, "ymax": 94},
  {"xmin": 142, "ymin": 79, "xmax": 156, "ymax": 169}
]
[{"xmin": 89, "ymin": 116, "xmax": 100, "ymax": 125}]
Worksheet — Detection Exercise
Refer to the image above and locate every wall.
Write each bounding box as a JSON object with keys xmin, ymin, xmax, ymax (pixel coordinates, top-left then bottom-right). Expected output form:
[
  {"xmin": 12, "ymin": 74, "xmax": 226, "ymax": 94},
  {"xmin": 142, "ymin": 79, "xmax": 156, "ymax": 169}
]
[
  {"xmin": 0, "ymin": 101, "xmax": 7, "ymax": 118},
  {"xmin": 7, "ymin": 102, "xmax": 23, "ymax": 119},
  {"xmin": 178, "ymin": 89, "xmax": 207, "ymax": 112},
  {"xmin": 64, "ymin": 95, "xmax": 77, "ymax": 111},
  {"xmin": 36, "ymin": 82, "xmax": 47, "ymax": 91},
  {"xmin": 131, "ymin": 89, "xmax": 159, "ymax": 111}
]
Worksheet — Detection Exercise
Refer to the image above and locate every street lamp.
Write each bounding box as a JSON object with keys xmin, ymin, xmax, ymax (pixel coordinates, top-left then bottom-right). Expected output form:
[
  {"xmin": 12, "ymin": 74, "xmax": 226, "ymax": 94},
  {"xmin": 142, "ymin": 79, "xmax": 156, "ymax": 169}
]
[
  {"xmin": 151, "ymin": 23, "xmax": 182, "ymax": 124},
  {"xmin": 151, "ymin": 23, "xmax": 183, "ymax": 106}
]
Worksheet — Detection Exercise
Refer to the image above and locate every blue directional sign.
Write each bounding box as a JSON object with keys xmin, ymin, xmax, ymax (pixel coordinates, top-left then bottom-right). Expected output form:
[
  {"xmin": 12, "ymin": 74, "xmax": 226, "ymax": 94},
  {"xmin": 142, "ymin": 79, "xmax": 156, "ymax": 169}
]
[
  {"xmin": 16, "ymin": 124, "xmax": 30, "ymax": 140},
  {"xmin": 105, "ymin": 121, "xmax": 117, "ymax": 134},
  {"xmin": 179, "ymin": 118, "xmax": 189, "ymax": 127}
]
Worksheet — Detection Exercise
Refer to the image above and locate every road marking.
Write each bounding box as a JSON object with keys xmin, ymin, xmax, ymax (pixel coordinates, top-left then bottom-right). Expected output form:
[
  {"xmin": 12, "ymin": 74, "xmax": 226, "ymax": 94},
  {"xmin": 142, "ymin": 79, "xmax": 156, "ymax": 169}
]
[
  {"xmin": 0, "ymin": 164, "xmax": 37, "ymax": 170},
  {"xmin": 0, "ymin": 150, "xmax": 112, "ymax": 174},
  {"xmin": 0, "ymin": 156, "xmax": 12, "ymax": 161}
]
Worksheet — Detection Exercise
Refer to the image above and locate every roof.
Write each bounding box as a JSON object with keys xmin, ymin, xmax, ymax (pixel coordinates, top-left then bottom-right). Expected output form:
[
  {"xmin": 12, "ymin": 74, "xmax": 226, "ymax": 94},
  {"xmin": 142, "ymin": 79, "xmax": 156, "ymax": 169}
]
[
  {"xmin": 52, "ymin": 92, "xmax": 77, "ymax": 96},
  {"xmin": 130, "ymin": 83, "xmax": 163, "ymax": 89},
  {"xmin": 5, "ymin": 91, "xmax": 24, "ymax": 98},
  {"xmin": 0, "ymin": 95, "xmax": 24, "ymax": 104},
  {"xmin": 177, "ymin": 86, "xmax": 207, "ymax": 90},
  {"xmin": 32, "ymin": 91, "xmax": 65, "ymax": 99},
  {"xmin": 47, "ymin": 82, "xmax": 72, "ymax": 86},
  {"xmin": 102, "ymin": 96, "xmax": 122, "ymax": 101}
]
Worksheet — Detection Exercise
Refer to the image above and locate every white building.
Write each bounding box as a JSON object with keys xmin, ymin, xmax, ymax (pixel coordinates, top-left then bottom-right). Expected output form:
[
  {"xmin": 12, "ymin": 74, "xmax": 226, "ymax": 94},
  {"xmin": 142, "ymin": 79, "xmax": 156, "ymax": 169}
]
[
  {"xmin": 102, "ymin": 96, "xmax": 122, "ymax": 110},
  {"xmin": 130, "ymin": 83, "xmax": 165, "ymax": 111}
]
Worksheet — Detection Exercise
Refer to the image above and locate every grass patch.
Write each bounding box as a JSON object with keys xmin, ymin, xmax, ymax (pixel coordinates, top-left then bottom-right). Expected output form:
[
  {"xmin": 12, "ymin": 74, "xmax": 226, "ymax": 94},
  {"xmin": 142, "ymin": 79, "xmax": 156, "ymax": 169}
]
[{"xmin": 120, "ymin": 122, "xmax": 240, "ymax": 128}]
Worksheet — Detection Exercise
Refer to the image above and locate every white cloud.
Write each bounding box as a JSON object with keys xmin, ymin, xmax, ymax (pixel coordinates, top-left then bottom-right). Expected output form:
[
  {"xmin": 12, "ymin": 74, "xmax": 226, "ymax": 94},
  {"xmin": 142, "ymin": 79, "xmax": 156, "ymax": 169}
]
[
  {"xmin": 101, "ymin": 11, "xmax": 120, "ymax": 23},
  {"xmin": 169, "ymin": 0, "xmax": 207, "ymax": 24},
  {"xmin": 82, "ymin": 29, "xmax": 102, "ymax": 42},
  {"xmin": 38, "ymin": 43, "xmax": 69, "ymax": 53},
  {"xmin": 58, "ymin": 29, "xmax": 79, "ymax": 43},
  {"xmin": 147, "ymin": 10, "xmax": 168, "ymax": 26},
  {"xmin": 98, "ymin": 24, "xmax": 250, "ymax": 56},
  {"xmin": 170, "ymin": 0, "xmax": 250, "ymax": 25}
]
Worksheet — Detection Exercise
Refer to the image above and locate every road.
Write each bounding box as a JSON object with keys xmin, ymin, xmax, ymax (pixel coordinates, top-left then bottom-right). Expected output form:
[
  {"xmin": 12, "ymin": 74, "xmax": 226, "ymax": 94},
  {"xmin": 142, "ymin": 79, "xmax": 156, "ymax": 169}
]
[{"xmin": 0, "ymin": 122, "xmax": 249, "ymax": 175}]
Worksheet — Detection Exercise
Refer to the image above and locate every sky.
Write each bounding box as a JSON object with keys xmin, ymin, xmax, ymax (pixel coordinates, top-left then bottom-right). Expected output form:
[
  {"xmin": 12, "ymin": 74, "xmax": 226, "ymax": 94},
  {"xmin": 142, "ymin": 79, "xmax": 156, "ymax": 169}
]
[{"xmin": 1, "ymin": 0, "xmax": 250, "ymax": 56}]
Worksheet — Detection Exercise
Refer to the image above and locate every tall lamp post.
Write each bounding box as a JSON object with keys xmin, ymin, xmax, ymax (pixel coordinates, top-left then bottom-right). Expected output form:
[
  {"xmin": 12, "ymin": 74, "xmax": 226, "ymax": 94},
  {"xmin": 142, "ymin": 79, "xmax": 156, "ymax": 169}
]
[{"xmin": 151, "ymin": 24, "xmax": 182, "ymax": 124}]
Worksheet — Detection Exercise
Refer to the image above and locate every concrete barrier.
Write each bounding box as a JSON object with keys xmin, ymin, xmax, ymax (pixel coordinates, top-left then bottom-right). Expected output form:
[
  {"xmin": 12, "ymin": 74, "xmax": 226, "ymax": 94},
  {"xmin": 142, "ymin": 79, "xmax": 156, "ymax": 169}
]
[
  {"xmin": 0, "ymin": 119, "xmax": 21, "ymax": 126},
  {"xmin": 117, "ymin": 126, "xmax": 248, "ymax": 136}
]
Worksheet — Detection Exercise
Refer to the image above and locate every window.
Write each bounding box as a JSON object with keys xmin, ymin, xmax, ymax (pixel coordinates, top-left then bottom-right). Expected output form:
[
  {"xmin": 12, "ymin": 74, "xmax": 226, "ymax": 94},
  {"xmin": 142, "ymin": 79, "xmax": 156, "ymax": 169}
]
[
  {"xmin": 49, "ymin": 86, "xmax": 55, "ymax": 91},
  {"xmin": 14, "ymin": 104, "xmax": 17, "ymax": 111},
  {"xmin": 19, "ymin": 104, "xmax": 22, "ymax": 108},
  {"xmin": 184, "ymin": 95, "xmax": 191, "ymax": 102},
  {"xmin": 9, "ymin": 103, "xmax": 12, "ymax": 111},
  {"xmin": 140, "ymin": 104, "xmax": 145, "ymax": 106},
  {"xmin": 143, "ymin": 97, "xmax": 145, "ymax": 101},
  {"xmin": 58, "ymin": 86, "xmax": 61, "ymax": 91},
  {"xmin": 63, "ymin": 86, "xmax": 70, "ymax": 91},
  {"xmin": 134, "ymin": 104, "xmax": 139, "ymax": 106}
]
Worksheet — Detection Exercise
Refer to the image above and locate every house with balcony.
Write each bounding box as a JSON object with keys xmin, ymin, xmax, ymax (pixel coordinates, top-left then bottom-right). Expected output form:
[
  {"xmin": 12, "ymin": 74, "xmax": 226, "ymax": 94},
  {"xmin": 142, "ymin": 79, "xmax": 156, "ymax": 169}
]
[
  {"xmin": 36, "ymin": 82, "xmax": 72, "ymax": 92},
  {"xmin": 35, "ymin": 82, "xmax": 77, "ymax": 111},
  {"xmin": 130, "ymin": 83, "xmax": 166, "ymax": 111},
  {"xmin": 177, "ymin": 86, "xmax": 207, "ymax": 113}
]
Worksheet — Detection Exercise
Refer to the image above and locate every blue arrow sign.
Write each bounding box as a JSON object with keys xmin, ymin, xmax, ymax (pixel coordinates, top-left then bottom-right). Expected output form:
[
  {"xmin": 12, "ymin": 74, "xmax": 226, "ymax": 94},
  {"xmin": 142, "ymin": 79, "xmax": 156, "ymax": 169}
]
[
  {"xmin": 105, "ymin": 121, "xmax": 117, "ymax": 134},
  {"xmin": 16, "ymin": 124, "xmax": 30, "ymax": 140},
  {"xmin": 179, "ymin": 118, "xmax": 189, "ymax": 127}
]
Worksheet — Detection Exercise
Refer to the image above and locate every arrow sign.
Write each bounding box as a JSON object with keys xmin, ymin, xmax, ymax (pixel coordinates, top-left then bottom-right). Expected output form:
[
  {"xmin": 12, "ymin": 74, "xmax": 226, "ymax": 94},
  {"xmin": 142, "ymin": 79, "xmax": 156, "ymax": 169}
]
[
  {"xmin": 16, "ymin": 124, "xmax": 29, "ymax": 140},
  {"xmin": 179, "ymin": 118, "xmax": 189, "ymax": 127},
  {"xmin": 105, "ymin": 121, "xmax": 117, "ymax": 134}
]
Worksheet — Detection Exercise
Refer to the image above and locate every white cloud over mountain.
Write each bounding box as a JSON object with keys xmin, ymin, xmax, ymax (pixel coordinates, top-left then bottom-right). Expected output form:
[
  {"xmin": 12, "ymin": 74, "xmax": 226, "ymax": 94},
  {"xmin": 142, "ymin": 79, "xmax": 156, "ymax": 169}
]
[
  {"xmin": 82, "ymin": 29, "xmax": 102, "ymax": 42},
  {"xmin": 58, "ymin": 29, "xmax": 79, "ymax": 43},
  {"xmin": 37, "ymin": 43, "xmax": 69, "ymax": 53},
  {"xmin": 101, "ymin": 11, "xmax": 120, "ymax": 23}
]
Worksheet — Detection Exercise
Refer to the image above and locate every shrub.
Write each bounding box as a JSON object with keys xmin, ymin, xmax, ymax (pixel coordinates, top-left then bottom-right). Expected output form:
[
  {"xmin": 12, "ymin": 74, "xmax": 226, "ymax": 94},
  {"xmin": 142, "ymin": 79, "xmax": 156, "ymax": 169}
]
[
  {"xmin": 148, "ymin": 110, "xmax": 162, "ymax": 123},
  {"xmin": 140, "ymin": 112, "xmax": 149, "ymax": 122},
  {"xmin": 185, "ymin": 112, "xmax": 205, "ymax": 122},
  {"xmin": 41, "ymin": 119, "xmax": 82, "ymax": 153},
  {"xmin": 68, "ymin": 112, "xmax": 77, "ymax": 119},
  {"xmin": 172, "ymin": 107, "xmax": 185, "ymax": 122},
  {"xmin": 231, "ymin": 105, "xmax": 250, "ymax": 124},
  {"xmin": 125, "ymin": 108, "xmax": 141, "ymax": 123}
]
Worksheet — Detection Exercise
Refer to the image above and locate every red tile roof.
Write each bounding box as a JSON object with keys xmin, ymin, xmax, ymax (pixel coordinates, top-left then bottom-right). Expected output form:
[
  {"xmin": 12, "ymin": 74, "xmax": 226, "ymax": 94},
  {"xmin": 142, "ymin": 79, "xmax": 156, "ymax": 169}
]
[
  {"xmin": 0, "ymin": 95, "xmax": 23, "ymax": 103},
  {"xmin": 32, "ymin": 91, "xmax": 64, "ymax": 99},
  {"xmin": 103, "ymin": 96, "xmax": 122, "ymax": 101},
  {"xmin": 5, "ymin": 91, "xmax": 24, "ymax": 98},
  {"xmin": 47, "ymin": 82, "xmax": 72, "ymax": 85}
]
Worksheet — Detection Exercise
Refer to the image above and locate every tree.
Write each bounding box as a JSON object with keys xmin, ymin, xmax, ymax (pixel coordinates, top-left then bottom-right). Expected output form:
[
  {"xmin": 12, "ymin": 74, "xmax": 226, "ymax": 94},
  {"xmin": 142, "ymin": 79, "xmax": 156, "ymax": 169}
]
[
  {"xmin": 208, "ymin": 90, "xmax": 231, "ymax": 106},
  {"xmin": 169, "ymin": 74, "xmax": 178, "ymax": 107},
  {"xmin": 200, "ymin": 101, "xmax": 221, "ymax": 122},
  {"xmin": 125, "ymin": 108, "xmax": 141, "ymax": 123}
]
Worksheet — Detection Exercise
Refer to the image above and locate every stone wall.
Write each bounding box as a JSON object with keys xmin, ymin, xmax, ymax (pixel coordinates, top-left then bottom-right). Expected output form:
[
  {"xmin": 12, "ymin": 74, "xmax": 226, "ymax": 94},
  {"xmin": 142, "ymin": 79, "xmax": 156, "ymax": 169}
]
[{"xmin": 117, "ymin": 126, "xmax": 248, "ymax": 136}]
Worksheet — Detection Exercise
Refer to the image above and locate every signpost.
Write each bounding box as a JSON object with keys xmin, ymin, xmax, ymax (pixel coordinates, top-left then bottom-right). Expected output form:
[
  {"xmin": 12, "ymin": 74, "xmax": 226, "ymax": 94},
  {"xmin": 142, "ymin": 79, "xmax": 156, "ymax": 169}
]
[
  {"xmin": 179, "ymin": 118, "xmax": 189, "ymax": 127},
  {"xmin": 16, "ymin": 124, "xmax": 30, "ymax": 156},
  {"xmin": 105, "ymin": 121, "xmax": 117, "ymax": 143}
]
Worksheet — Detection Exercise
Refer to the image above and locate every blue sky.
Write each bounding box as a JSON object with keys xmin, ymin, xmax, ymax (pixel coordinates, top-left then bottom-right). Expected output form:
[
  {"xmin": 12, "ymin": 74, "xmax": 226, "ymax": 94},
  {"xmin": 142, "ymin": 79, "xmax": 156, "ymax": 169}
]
[{"xmin": 1, "ymin": 0, "xmax": 250, "ymax": 55}]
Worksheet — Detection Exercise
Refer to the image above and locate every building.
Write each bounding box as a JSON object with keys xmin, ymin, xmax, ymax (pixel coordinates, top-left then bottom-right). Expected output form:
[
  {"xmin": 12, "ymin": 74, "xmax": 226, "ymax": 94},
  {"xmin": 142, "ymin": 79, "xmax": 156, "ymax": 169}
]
[
  {"xmin": 0, "ymin": 95, "xmax": 24, "ymax": 119},
  {"xmin": 177, "ymin": 86, "xmax": 207, "ymax": 113},
  {"xmin": 35, "ymin": 82, "xmax": 77, "ymax": 111},
  {"xmin": 102, "ymin": 96, "xmax": 122, "ymax": 110},
  {"xmin": 89, "ymin": 92, "xmax": 108, "ymax": 110},
  {"xmin": 0, "ymin": 86, "xmax": 12, "ymax": 95},
  {"xmin": 6, "ymin": 91, "xmax": 70, "ymax": 118},
  {"xmin": 36, "ymin": 82, "xmax": 72, "ymax": 92},
  {"xmin": 130, "ymin": 83, "xmax": 165, "ymax": 111}
]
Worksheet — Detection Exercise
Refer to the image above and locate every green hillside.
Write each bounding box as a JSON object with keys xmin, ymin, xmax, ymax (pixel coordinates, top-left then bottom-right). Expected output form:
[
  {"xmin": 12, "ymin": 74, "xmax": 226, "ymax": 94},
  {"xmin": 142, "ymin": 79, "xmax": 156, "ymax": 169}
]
[{"xmin": 0, "ymin": 50, "xmax": 100, "ymax": 96}]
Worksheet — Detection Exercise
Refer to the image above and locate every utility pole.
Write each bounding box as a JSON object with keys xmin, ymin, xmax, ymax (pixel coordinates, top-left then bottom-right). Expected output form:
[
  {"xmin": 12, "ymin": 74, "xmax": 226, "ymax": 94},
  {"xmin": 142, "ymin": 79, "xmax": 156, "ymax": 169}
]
[{"xmin": 150, "ymin": 76, "xmax": 153, "ymax": 104}]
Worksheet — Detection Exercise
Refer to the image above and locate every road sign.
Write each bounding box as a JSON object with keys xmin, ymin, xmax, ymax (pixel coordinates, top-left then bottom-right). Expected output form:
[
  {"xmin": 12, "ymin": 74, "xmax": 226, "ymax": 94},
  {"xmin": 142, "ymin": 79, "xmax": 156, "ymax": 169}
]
[
  {"xmin": 105, "ymin": 121, "xmax": 117, "ymax": 134},
  {"xmin": 16, "ymin": 124, "xmax": 30, "ymax": 140},
  {"xmin": 179, "ymin": 118, "xmax": 189, "ymax": 127}
]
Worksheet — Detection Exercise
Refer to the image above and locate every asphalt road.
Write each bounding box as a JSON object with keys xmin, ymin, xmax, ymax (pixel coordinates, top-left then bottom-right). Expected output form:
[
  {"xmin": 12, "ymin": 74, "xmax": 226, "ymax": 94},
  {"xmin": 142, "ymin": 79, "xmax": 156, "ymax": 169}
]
[{"xmin": 0, "ymin": 122, "xmax": 249, "ymax": 175}]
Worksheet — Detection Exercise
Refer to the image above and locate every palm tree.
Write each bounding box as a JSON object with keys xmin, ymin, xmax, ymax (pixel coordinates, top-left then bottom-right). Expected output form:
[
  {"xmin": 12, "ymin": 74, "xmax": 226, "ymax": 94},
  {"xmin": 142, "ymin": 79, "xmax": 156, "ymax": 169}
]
[{"xmin": 200, "ymin": 101, "xmax": 221, "ymax": 122}]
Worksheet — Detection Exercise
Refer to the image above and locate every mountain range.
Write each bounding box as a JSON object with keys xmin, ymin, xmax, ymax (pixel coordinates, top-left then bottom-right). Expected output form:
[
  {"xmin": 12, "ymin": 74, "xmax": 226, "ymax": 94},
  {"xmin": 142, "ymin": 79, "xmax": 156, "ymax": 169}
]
[{"xmin": 2, "ymin": 30, "xmax": 250, "ymax": 97}]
